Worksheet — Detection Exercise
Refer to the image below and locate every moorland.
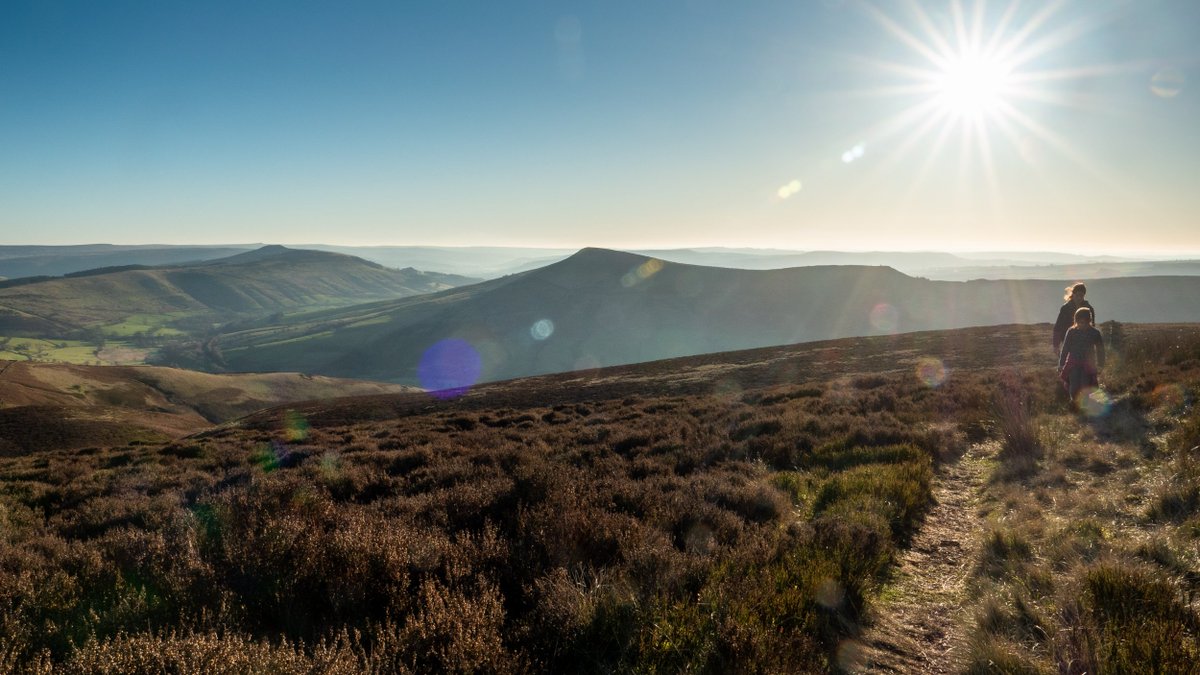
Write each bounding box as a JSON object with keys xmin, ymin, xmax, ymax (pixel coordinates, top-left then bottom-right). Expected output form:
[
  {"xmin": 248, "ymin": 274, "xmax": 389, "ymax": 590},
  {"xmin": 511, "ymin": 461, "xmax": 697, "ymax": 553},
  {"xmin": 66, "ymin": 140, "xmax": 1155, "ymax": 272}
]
[
  {"xmin": 1, "ymin": 322, "xmax": 1197, "ymax": 673},
  {"xmin": 0, "ymin": 360, "xmax": 415, "ymax": 455}
]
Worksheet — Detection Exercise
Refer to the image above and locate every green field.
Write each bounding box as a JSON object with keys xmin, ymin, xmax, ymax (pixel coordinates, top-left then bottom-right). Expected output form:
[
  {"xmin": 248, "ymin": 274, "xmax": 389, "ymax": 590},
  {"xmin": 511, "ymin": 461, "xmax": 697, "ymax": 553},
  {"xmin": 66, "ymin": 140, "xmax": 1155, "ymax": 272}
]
[
  {"xmin": 100, "ymin": 313, "xmax": 190, "ymax": 337},
  {"xmin": 0, "ymin": 336, "xmax": 149, "ymax": 365}
]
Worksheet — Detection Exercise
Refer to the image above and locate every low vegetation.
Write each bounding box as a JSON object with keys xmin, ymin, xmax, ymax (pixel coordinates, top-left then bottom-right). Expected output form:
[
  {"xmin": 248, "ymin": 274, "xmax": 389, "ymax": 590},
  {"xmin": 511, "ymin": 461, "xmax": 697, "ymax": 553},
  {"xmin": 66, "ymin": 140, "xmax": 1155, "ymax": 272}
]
[
  {"xmin": 0, "ymin": 361, "xmax": 414, "ymax": 454},
  {"xmin": 0, "ymin": 323, "xmax": 1195, "ymax": 672},
  {"xmin": 963, "ymin": 323, "xmax": 1200, "ymax": 673}
]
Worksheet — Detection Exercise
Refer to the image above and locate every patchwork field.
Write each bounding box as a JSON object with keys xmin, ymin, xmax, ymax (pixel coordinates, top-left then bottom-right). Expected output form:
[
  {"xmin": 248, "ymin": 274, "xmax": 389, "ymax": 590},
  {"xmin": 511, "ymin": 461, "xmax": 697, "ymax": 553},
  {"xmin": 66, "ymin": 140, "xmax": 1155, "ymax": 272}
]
[
  {"xmin": 0, "ymin": 323, "xmax": 1197, "ymax": 672},
  {"xmin": 0, "ymin": 337, "xmax": 127, "ymax": 366}
]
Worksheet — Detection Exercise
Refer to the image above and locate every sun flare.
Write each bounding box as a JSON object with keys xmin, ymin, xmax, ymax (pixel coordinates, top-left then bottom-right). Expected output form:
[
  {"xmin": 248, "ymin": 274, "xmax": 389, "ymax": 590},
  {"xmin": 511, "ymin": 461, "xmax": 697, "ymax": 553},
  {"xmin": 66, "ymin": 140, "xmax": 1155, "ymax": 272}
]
[
  {"xmin": 934, "ymin": 53, "xmax": 1014, "ymax": 118},
  {"xmin": 848, "ymin": 0, "xmax": 1128, "ymax": 199}
]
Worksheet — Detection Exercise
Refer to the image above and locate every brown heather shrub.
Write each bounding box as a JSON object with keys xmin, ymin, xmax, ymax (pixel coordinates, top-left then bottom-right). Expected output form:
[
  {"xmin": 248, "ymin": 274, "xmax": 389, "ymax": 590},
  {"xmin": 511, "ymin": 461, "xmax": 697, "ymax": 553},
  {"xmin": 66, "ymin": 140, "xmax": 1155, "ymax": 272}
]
[
  {"xmin": 398, "ymin": 579, "xmax": 518, "ymax": 673},
  {"xmin": 1, "ymin": 338, "xmax": 1101, "ymax": 672}
]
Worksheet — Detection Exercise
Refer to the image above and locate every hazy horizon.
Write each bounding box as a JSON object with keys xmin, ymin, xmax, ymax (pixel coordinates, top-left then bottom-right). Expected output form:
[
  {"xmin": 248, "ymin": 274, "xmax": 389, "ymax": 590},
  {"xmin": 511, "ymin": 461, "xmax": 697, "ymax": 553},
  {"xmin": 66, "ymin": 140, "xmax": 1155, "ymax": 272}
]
[{"xmin": 0, "ymin": 241, "xmax": 1195, "ymax": 260}]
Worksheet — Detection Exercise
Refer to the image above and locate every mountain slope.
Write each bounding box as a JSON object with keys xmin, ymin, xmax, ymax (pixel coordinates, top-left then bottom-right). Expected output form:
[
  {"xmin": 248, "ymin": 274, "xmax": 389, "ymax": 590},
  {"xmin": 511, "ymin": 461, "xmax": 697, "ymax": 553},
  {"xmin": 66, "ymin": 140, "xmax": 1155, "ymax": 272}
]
[
  {"xmin": 0, "ymin": 359, "xmax": 416, "ymax": 453},
  {"xmin": 0, "ymin": 246, "xmax": 477, "ymax": 336},
  {"xmin": 0, "ymin": 244, "xmax": 256, "ymax": 279},
  {"xmin": 213, "ymin": 247, "xmax": 1200, "ymax": 385}
]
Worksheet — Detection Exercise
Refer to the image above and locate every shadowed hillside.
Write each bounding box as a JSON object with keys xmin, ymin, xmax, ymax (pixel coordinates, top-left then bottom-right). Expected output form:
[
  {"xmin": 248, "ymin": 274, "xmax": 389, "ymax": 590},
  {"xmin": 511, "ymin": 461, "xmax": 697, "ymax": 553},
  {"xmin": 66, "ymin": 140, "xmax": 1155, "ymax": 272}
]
[
  {"xmin": 213, "ymin": 247, "xmax": 1200, "ymax": 384},
  {"xmin": 0, "ymin": 359, "xmax": 415, "ymax": 453},
  {"xmin": 0, "ymin": 246, "xmax": 477, "ymax": 338}
]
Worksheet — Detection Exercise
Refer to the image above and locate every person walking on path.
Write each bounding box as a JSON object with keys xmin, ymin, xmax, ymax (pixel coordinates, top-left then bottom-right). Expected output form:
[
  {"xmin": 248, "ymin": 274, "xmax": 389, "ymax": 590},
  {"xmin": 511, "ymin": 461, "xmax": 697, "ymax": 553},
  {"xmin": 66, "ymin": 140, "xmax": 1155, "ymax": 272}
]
[
  {"xmin": 1058, "ymin": 306, "xmax": 1106, "ymax": 406},
  {"xmin": 1053, "ymin": 283, "xmax": 1094, "ymax": 356}
]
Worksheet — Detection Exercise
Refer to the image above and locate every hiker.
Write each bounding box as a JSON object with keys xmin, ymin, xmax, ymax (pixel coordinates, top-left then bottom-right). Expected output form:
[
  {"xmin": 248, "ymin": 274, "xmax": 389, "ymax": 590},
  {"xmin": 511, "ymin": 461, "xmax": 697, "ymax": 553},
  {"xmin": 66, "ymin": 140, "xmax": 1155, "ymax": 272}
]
[
  {"xmin": 1058, "ymin": 306, "xmax": 1105, "ymax": 405},
  {"xmin": 1052, "ymin": 282, "xmax": 1094, "ymax": 356}
]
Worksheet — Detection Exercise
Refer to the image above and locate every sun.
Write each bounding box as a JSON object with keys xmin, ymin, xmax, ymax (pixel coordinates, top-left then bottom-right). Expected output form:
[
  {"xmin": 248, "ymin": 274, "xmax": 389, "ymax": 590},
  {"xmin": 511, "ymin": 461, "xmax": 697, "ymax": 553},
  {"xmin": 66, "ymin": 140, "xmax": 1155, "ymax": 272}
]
[
  {"xmin": 934, "ymin": 53, "xmax": 1014, "ymax": 118},
  {"xmin": 843, "ymin": 0, "xmax": 1125, "ymax": 195}
]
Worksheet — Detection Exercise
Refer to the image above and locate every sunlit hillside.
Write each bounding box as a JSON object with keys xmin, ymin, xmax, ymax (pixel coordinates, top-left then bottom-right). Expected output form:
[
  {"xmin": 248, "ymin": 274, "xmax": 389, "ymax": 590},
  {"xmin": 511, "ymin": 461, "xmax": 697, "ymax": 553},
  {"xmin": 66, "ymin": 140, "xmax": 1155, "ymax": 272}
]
[{"xmin": 0, "ymin": 246, "xmax": 475, "ymax": 339}]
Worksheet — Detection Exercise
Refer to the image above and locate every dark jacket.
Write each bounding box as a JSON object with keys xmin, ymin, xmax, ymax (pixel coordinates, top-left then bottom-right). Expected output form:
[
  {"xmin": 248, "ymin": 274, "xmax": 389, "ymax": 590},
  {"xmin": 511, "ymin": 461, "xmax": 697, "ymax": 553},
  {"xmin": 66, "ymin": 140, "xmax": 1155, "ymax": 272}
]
[
  {"xmin": 1058, "ymin": 325, "xmax": 1105, "ymax": 371},
  {"xmin": 1053, "ymin": 300, "xmax": 1095, "ymax": 351}
]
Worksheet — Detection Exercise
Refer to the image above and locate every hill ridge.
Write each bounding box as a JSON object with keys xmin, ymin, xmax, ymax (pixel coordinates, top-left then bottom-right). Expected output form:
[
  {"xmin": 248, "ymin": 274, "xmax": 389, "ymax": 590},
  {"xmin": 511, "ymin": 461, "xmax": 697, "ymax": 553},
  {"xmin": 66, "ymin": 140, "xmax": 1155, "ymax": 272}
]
[{"xmin": 0, "ymin": 247, "xmax": 478, "ymax": 338}]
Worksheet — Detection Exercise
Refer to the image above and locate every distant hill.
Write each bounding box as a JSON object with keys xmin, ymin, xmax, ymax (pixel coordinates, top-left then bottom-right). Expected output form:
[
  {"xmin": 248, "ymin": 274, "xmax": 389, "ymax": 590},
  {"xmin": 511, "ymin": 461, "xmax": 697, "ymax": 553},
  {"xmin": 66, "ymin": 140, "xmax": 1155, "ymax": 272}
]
[
  {"xmin": 304, "ymin": 244, "xmax": 574, "ymax": 278},
  {"xmin": 0, "ymin": 359, "xmax": 415, "ymax": 453},
  {"xmin": 0, "ymin": 244, "xmax": 257, "ymax": 280},
  {"xmin": 634, "ymin": 250, "xmax": 1200, "ymax": 280},
  {"xmin": 0, "ymin": 245, "xmax": 478, "ymax": 337},
  {"xmin": 212, "ymin": 247, "xmax": 1200, "ymax": 385},
  {"xmin": 635, "ymin": 249, "xmax": 975, "ymax": 271},
  {"xmin": 300, "ymin": 244, "xmax": 1189, "ymax": 280},
  {"xmin": 8, "ymin": 243, "xmax": 1188, "ymax": 282},
  {"xmin": 910, "ymin": 259, "xmax": 1200, "ymax": 281}
]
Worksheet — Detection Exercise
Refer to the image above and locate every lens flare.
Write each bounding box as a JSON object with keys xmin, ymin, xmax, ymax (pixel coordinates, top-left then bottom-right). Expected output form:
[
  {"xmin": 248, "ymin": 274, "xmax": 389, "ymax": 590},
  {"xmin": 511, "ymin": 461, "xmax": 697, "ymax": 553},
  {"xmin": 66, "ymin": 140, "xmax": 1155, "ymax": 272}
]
[
  {"xmin": 1078, "ymin": 387, "xmax": 1112, "ymax": 418},
  {"xmin": 530, "ymin": 318, "xmax": 555, "ymax": 340},
  {"xmin": 621, "ymin": 258, "xmax": 664, "ymax": 287},
  {"xmin": 417, "ymin": 338, "xmax": 483, "ymax": 399},
  {"xmin": 1150, "ymin": 68, "xmax": 1185, "ymax": 98},
  {"xmin": 869, "ymin": 303, "xmax": 900, "ymax": 333},
  {"xmin": 916, "ymin": 357, "xmax": 948, "ymax": 387},
  {"xmin": 777, "ymin": 179, "xmax": 803, "ymax": 199},
  {"xmin": 251, "ymin": 441, "xmax": 284, "ymax": 472},
  {"xmin": 283, "ymin": 409, "xmax": 309, "ymax": 442},
  {"xmin": 841, "ymin": 143, "xmax": 866, "ymax": 164}
]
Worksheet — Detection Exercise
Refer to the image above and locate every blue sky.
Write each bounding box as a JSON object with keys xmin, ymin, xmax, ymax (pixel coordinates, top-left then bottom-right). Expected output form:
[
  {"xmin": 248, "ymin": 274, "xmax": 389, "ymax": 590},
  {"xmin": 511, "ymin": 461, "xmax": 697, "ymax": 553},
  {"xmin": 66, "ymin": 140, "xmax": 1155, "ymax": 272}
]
[{"xmin": 2, "ymin": 1, "xmax": 1197, "ymax": 253}]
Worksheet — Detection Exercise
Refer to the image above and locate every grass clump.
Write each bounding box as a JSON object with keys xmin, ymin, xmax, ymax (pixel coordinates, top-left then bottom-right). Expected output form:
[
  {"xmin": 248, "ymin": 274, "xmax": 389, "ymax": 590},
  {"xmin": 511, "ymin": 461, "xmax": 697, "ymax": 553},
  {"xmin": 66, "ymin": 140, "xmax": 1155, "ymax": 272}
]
[
  {"xmin": 1064, "ymin": 563, "xmax": 1200, "ymax": 674},
  {"xmin": 993, "ymin": 387, "xmax": 1043, "ymax": 477}
]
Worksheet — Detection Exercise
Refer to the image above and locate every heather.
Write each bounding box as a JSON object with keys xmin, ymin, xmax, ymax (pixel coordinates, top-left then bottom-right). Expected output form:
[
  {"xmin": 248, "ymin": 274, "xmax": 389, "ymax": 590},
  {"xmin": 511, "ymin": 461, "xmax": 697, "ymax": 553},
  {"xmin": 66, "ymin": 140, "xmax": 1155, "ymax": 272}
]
[{"xmin": 1, "ymin": 324, "xmax": 1196, "ymax": 672}]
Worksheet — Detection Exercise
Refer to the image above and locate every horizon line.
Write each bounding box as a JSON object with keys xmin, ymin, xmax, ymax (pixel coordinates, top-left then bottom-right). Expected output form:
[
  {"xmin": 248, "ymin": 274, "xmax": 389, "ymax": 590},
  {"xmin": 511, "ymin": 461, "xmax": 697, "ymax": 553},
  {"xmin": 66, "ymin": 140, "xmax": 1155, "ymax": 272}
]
[{"xmin": 0, "ymin": 241, "xmax": 1195, "ymax": 260}]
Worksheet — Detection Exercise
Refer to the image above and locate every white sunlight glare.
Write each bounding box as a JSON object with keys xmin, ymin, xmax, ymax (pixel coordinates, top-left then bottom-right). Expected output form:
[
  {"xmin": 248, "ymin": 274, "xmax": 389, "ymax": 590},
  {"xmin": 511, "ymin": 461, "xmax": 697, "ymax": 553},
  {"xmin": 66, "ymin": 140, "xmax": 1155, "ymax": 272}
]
[
  {"xmin": 934, "ymin": 53, "xmax": 1014, "ymax": 118},
  {"xmin": 845, "ymin": 0, "xmax": 1134, "ymax": 202}
]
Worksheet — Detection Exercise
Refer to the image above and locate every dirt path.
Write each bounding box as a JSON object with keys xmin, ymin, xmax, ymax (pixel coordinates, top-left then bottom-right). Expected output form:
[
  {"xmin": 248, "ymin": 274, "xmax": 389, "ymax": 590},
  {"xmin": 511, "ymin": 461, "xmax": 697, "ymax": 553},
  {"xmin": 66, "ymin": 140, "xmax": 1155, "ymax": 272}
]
[{"xmin": 847, "ymin": 440, "xmax": 996, "ymax": 674}]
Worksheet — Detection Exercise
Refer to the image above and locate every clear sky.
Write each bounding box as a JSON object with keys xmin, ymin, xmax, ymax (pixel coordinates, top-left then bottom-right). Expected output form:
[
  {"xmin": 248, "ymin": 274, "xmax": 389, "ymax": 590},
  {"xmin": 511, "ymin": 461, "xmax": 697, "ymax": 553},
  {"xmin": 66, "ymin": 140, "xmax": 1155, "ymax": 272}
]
[{"xmin": 2, "ymin": 0, "xmax": 1197, "ymax": 254}]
